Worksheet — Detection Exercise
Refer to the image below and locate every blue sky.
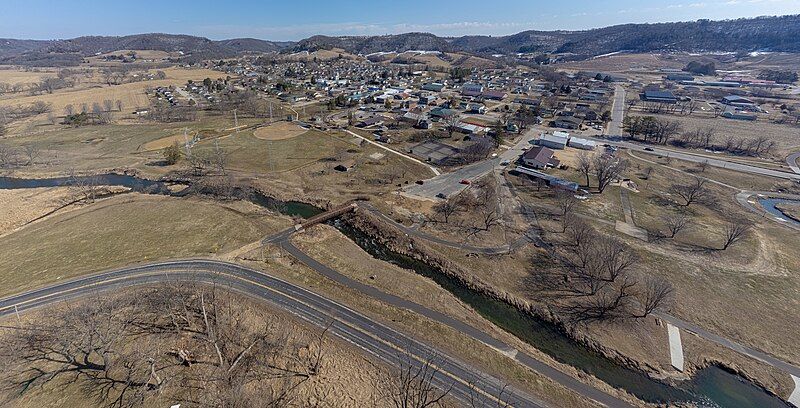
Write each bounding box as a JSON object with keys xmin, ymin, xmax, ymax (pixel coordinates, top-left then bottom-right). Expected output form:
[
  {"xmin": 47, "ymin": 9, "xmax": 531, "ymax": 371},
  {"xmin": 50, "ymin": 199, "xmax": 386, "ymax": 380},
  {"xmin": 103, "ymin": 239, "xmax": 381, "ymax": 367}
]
[{"xmin": 2, "ymin": 0, "xmax": 799, "ymax": 40}]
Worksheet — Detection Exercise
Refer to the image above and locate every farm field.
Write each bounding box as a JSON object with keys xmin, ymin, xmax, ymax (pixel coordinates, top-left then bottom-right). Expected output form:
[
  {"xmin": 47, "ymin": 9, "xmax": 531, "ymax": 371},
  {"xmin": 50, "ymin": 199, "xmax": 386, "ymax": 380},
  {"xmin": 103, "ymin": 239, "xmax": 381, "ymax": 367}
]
[
  {"xmin": 0, "ymin": 67, "xmax": 57, "ymax": 84},
  {"xmin": 0, "ymin": 67, "xmax": 227, "ymax": 114}
]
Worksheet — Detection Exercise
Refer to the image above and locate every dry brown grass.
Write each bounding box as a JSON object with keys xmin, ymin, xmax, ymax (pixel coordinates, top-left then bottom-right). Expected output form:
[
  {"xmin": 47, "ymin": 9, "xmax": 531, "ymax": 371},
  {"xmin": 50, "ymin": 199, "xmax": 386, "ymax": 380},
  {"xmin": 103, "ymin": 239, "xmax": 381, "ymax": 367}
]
[
  {"xmin": 632, "ymin": 112, "xmax": 800, "ymax": 158},
  {"xmin": 0, "ymin": 187, "xmax": 72, "ymax": 236},
  {"xmin": 0, "ymin": 68, "xmax": 57, "ymax": 85},
  {"xmin": 253, "ymin": 121, "xmax": 308, "ymax": 141},
  {"xmin": 0, "ymin": 193, "xmax": 291, "ymax": 297},
  {"xmin": 0, "ymin": 285, "xmax": 383, "ymax": 408}
]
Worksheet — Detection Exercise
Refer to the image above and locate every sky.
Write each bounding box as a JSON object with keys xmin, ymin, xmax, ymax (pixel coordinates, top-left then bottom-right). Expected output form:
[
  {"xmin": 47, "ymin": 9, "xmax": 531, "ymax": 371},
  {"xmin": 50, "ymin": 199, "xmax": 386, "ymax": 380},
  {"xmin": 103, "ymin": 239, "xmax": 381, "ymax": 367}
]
[{"xmin": 1, "ymin": 0, "xmax": 799, "ymax": 41}]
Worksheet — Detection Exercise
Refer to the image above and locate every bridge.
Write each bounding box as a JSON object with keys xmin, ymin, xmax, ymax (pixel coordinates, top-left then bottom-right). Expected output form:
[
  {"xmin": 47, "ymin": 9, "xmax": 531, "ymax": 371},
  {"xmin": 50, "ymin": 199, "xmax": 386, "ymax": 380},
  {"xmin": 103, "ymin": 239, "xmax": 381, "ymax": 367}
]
[{"xmin": 299, "ymin": 201, "xmax": 358, "ymax": 229}]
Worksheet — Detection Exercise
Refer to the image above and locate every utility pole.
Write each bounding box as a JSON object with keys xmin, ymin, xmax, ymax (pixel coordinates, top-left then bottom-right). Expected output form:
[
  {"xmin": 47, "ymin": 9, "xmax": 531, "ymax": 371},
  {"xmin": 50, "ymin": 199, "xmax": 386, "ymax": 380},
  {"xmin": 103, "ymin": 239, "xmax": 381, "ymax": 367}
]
[
  {"xmin": 183, "ymin": 128, "xmax": 191, "ymax": 156},
  {"xmin": 233, "ymin": 109, "xmax": 239, "ymax": 132},
  {"xmin": 269, "ymin": 102, "xmax": 273, "ymax": 122}
]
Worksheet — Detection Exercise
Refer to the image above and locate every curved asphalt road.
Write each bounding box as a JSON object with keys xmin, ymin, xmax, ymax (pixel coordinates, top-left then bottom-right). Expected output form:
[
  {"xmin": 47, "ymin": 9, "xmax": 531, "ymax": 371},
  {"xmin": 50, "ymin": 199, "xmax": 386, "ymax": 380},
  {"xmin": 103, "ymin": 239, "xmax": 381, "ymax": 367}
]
[
  {"xmin": 0, "ymin": 259, "xmax": 549, "ymax": 408},
  {"xmin": 788, "ymin": 152, "xmax": 800, "ymax": 175}
]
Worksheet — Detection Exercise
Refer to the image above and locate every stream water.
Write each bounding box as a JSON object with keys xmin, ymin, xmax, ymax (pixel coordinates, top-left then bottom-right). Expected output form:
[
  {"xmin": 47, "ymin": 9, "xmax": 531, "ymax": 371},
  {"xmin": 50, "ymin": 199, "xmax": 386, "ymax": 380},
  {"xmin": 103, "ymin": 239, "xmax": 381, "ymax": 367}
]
[
  {"xmin": 759, "ymin": 198, "xmax": 800, "ymax": 228},
  {"xmin": 0, "ymin": 174, "xmax": 790, "ymax": 407}
]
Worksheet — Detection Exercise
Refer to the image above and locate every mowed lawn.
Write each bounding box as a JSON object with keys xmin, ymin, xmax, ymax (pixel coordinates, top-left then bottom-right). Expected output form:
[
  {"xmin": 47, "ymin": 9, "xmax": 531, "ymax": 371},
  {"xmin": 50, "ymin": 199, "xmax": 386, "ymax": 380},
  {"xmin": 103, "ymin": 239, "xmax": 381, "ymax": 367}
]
[{"xmin": 0, "ymin": 194, "xmax": 287, "ymax": 297}]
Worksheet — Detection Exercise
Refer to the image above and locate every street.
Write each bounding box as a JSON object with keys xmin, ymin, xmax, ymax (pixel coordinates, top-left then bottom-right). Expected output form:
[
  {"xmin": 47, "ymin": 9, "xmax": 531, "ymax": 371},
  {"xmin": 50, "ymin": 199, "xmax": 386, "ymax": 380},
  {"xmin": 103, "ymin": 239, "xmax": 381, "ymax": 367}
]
[{"xmin": 607, "ymin": 85, "xmax": 626, "ymax": 136}]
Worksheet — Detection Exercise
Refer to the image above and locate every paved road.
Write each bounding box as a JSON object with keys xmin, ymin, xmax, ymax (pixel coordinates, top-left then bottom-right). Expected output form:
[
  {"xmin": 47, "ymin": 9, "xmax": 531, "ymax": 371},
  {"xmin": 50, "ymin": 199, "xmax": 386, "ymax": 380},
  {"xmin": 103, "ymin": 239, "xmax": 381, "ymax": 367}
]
[
  {"xmin": 0, "ymin": 259, "xmax": 547, "ymax": 408},
  {"xmin": 788, "ymin": 152, "xmax": 800, "ymax": 174},
  {"xmin": 591, "ymin": 137, "xmax": 800, "ymax": 181},
  {"xmin": 404, "ymin": 131, "xmax": 538, "ymax": 200},
  {"xmin": 607, "ymin": 85, "xmax": 626, "ymax": 136}
]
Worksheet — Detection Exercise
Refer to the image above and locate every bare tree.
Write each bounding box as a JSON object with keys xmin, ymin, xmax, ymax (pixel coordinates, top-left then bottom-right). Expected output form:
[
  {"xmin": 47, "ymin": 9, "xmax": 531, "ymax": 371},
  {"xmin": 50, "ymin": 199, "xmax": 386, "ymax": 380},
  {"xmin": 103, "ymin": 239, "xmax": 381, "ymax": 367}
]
[
  {"xmin": 211, "ymin": 141, "xmax": 228, "ymax": 175},
  {"xmin": 556, "ymin": 190, "xmax": 578, "ymax": 232},
  {"xmin": 635, "ymin": 276, "xmax": 674, "ymax": 317},
  {"xmin": 433, "ymin": 196, "xmax": 460, "ymax": 224},
  {"xmin": 592, "ymin": 154, "xmax": 627, "ymax": 193},
  {"xmin": 0, "ymin": 285, "xmax": 332, "ymax": 408},
  {"xmin": 661, "ymin": 213, "xmax": 690, "ymax": 239},
  {"xmin": 468, "ymin": 381, "xmax": 513, "ymax": 408},
  {"xmin": 720, "ymin": 219, "xmax": 751, "ymax": 250},
  {"xmin": 115, "ymin": 99, "xmax": 123, "ymax": 112},
  {"xmin": 576, "ymin": 151, "xmax": 592, "ymax": 187},
  {"xmin": 0, "ymin": 143, "xmax": 17, "ymax": 168},
  {"xmin": 442, "ymin": 113, "xmax": 461, "ymax": 138},
  {"xmin": 472, "ymin": 178, "xmax": 500, "ymax": 231},
  {"xmin": 66, "ymin": 170, "xmax": 102, "ymax": 203},
  {"xmin": 669, "ymin": 176, "xmax": 708, "ymax": 207},
  {"xmin": 375, "ymin": 349, "xmax": 451, "ymax": 408},
  {"xmin": 22, "ymin": 143, "xmax": 40, "ymax": 166}
]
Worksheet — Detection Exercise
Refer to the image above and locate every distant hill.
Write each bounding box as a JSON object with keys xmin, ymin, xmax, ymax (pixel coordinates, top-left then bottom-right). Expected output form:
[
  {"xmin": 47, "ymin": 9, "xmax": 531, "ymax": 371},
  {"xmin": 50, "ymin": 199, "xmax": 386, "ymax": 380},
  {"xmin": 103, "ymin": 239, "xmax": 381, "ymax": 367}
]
[
  {"xmin": 0, "ymin": 34, "xmax": 291, "ymax": 66},
  {"xmin": 2, "ymin": 15, "xmax": 799, "ymax": 66},
  {"xmin": 290, "ymin": 32, "xmax": 454, "ymax": 54},
  {"xmin": 291, "ymin": 15, "xmax": 800, "ymax": 56}
]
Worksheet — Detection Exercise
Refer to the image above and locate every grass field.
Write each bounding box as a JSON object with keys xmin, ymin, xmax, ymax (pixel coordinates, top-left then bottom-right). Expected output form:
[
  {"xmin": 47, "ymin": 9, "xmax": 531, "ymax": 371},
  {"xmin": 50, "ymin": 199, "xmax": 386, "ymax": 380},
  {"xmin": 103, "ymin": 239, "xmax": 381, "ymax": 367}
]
[
  {"xmin": 775, "ymin": 202, "xmax": 800, "ymax": 222},
  {"xmin": 0, "ymin": 113, "xmax": 264, "ymax": 177},
  {"xmin": 631, "ymin": 112, "xmax": 800, "ymax": 159},
  {"xmin": 0, "ymin": 194, "xmax": 289, "ymax": 297},
  {"xmin": 0, "ymin": 187, "xmax": 73, "ymax": 236},
  {"xmin": 561, "ymin": 151, "xmax": 800, "ymax": 366},
  {"xmin": 253, "ymin": 121, "xmax": 308, "ymax": 141},
  {"xmin": 202, "ymin": 129, "xmax": 341, "ymax": 173},
  {"xmin": 0, "ymin": 68, "xmax": 57, "ymax": 85}
]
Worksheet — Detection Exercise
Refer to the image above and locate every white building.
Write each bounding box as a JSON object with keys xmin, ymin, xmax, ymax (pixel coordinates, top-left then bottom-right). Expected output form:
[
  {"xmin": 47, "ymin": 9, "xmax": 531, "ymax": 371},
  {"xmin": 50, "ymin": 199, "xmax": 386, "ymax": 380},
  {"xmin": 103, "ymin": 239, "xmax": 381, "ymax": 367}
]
[
  {"xmin": 538, "ymin": 132, "xmax": 568, "ymax": 150},
  {"xmin": 568, "ymin": 137, "xmax": 596, "ymax": 150}
]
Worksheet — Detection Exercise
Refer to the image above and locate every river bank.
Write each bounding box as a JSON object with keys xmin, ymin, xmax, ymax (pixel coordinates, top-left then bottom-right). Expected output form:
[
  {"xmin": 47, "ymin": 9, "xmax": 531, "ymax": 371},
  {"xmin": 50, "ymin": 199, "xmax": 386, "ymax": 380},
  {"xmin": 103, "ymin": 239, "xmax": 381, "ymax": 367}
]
[{"xmin": 0, "ymin": 172, "xmax": 792, "ymax": 407}]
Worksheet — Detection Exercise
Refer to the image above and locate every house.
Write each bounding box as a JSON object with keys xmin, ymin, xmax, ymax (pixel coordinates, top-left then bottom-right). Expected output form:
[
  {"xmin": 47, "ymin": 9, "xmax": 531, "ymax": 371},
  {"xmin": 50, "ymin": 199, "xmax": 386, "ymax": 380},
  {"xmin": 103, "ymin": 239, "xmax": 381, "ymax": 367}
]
[
  {"xmin": 568, "ymin": 137, "xmax": 596, "ymax": 150},
  {"xmin": 400, "ymin": 112, "xmax": 426, "ymax": 124},
  {"xmin": 468, "ymin": 104, "xmax": 487, "ymax": 114},
  {"xmin": 514, "ymin": 98, "xmax": 540, "ymax": 107},
  {"xmin": 461, "ymin": 83, "xmax": 484, "ymax": 94},
  {"xmin": 333, "ymin": 159, "xmax": 356, "ymax": 172},
  {"xmin": 481, "ymin": 90, "xmax": 507, "ymax": 100},
  {"xmin": 640, "ymin": 90, "xmax": 678, "ymax": 104},
  {"xmin": 722, "ymin": 108, "xmax": 757, "ymax": 121},
  {"xmin": 721, "ymin": 95, "xmax": 755, "ymax": 107},
  {"xmin": 666, "ymin": 73, "xmax": 695, "ymax": 82},
  {"xmin": 522, "ymin": 146, "xmax": 560, "ymax": 169},
  {"xmin": 512, "ymin": 166, "xmax": 579, "ymax": 192},
  {"xmin": 552, "ymin": 116, "xmax": 583, "ymax": 130},
  {"xmin": 538, "ymin": 133, "xmax": 568, "ymax": 150},
  {"xmin": 356, "ymin": 117, "xmax": 384, "ymax": 128},
  {"xmin": 419, "ymin": 95, "xmax": 438, "ymax": 105},
  {"xmin": 429, "ymin": 107, "xmax": 459, "ymax": 118},
  {"xmin": 421, "ymin": 82, "xmax": 445, "ymax": 92},
  {"xmin": 455, "ymin": 123, "xmax": 479, "ymax": 134}
]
